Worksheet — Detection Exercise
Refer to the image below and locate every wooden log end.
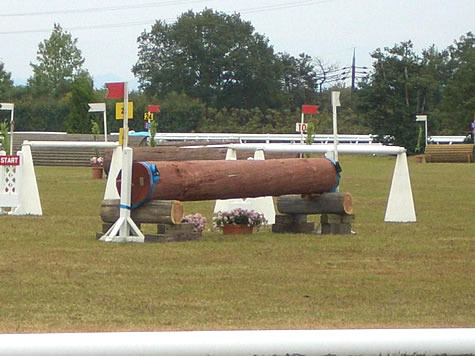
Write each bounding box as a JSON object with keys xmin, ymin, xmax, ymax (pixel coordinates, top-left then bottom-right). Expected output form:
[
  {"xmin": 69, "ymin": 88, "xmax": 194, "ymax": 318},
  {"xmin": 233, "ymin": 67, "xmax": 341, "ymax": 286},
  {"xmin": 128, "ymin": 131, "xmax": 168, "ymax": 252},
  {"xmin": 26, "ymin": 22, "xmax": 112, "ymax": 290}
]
[
  {"xmin": 343, "ymin": 193, "xmax": 353, "ymax": 215},
  {"xmin": 170, "ymin": 201, "xmax": 184, "ymax": 225}
]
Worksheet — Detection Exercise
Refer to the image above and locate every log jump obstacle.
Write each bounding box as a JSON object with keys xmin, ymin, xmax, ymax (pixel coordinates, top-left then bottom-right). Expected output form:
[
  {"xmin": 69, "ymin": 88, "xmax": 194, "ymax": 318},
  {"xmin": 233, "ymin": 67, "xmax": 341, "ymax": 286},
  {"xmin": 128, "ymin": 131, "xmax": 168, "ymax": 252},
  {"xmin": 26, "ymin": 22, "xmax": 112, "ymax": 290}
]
[
  {"xmin": 0, "ymin": 328, "xmax": 473, "ymax": 355},
  {"xmin": 0, "ymin": 141, "xmax": 122, "ymax": 216},
  {"xmin": 189, "ymin": 143, "xmax": 416, "ymax": 223}
]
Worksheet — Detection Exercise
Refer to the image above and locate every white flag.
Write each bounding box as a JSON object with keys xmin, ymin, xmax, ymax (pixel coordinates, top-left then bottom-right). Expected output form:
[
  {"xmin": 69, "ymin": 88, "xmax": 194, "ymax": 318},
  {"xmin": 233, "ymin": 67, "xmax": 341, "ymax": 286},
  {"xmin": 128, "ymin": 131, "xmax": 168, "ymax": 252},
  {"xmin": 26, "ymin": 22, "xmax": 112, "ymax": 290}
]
[
  {"xmin": 331, "ymin": 92, "xmax": 341, "ymax": 107},
  {"xmin": 88, "ymin": 103, "xmax": 106, "ymax": 112},
  {"xmin": 0, "ymin": 103, "xmax": 14, "ymax": 111}
]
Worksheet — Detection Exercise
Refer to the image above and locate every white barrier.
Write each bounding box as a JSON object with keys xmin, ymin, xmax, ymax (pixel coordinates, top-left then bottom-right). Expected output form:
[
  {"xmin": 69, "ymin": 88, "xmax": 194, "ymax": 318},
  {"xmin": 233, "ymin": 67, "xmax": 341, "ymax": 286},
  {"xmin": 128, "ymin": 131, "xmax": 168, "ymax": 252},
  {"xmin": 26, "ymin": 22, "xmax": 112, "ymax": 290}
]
[
  {"xmin": 0, "ymin": 146, "xmax": 42, "ymax": 215},
  {"xmin": 428, "ymin": 135, "xmax": 467, "ymax": 144},
  {"xmin": 214, "ymin": 149, "xmax": 276, "ymax": 224},
  {"xmin": 0, "ymin": 328, "xmax": 473, "ymax": 355}
]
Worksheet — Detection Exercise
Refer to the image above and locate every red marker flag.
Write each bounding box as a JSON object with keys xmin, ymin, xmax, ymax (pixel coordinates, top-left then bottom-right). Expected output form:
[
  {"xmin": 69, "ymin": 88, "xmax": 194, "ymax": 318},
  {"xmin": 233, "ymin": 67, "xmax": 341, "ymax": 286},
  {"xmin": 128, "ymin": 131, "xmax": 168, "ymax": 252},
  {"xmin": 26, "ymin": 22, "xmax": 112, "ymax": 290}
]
[
  {"xmin": 148, "ymin": 105, "xmax": 160, "ymax": 113},
  {"xmin": 302, "ymin": 105, "xmax": 319, "ymax": 115},
  {"xmin": 105, "ymin": 82, "xmax": 125, "ymax": 99}
]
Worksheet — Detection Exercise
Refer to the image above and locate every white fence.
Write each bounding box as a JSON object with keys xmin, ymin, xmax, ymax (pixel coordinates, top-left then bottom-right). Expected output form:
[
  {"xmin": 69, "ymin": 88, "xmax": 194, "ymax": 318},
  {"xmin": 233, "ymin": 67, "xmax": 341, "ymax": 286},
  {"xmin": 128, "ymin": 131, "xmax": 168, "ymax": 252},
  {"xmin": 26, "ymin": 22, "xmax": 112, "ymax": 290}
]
[{"xmin": 0, "ymin": 329, "xmax": 473, "ymax": 355}]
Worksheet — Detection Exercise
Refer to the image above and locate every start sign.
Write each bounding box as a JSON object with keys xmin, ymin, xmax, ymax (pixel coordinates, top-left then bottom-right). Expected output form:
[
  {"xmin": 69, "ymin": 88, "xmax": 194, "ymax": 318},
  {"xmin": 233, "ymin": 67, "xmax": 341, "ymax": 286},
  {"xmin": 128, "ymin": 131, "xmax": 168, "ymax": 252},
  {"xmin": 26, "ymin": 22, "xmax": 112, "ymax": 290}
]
[{"xmin": 0, "ymin": 155, "xmax": 20, "ymax": 166}]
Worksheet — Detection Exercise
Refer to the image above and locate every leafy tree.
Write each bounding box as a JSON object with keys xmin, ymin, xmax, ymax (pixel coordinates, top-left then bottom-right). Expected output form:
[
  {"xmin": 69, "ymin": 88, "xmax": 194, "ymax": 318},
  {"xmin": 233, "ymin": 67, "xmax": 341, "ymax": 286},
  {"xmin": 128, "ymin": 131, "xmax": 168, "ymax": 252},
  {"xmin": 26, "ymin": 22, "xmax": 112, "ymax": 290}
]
[
  {"xmin": 438, "ymin": 32, "xmax": 475, "ymax": 134},
  {"xmin": 133, "ymin": 9, "xmax": 284, "ymax": 111},
  {"xmin": 29, "ymin": 24, "xmax": 87, "ymax": 97},
  {"xmin": 0, "ymin": 62, "xmax": 14, "ymax": 98},
  {"xmin": 157, "ymin": 92, "xmax": 205, "ymax": 132},
  {"xmin": 357, "ymin": 42, "xmax": 428, "ymax": 151},
  {"xmin": 280, "ymin": 53, "xmax": 321, "ymax": 109},
  {"xmin": 65, "ymin": 74, "xmax": 95, "ymax": 133}
]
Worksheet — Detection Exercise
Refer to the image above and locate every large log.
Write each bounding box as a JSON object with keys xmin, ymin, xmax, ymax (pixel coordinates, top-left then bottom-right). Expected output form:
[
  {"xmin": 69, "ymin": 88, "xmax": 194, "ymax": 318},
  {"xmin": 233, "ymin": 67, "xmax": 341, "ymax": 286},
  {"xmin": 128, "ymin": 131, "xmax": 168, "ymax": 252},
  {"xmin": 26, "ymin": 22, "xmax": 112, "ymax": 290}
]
[
  {"xmin": 100, "ymin": 199, "xmax": 183, "ymax": 224},
  {"xmin": 103, "ymin": 145, "xmax": 298, "ymax": 174},
  {"xmin": 120, "ymin": 158, "xmax": 337, "ymax": 204},
  {"xmin": 277, "ymin": 193, "xmax": 353, "ymax": 215}
]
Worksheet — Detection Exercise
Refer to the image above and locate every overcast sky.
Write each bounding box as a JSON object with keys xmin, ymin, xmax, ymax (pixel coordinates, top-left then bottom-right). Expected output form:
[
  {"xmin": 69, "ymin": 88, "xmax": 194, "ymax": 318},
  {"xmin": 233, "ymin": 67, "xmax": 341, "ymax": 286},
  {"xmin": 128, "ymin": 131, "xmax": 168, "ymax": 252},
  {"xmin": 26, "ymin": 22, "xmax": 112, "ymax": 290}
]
[{"xmin": 0, "ymin": 0, "xmax": 473, "ymax": 90}]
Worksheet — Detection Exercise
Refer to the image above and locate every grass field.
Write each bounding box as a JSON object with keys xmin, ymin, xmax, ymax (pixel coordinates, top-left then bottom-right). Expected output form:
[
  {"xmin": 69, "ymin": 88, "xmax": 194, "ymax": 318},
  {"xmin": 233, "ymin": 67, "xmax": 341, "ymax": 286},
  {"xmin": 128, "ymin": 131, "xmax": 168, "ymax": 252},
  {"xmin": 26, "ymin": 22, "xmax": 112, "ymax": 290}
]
[{"xmin": 0, "ymin": 155, "xmax": 473, "ymax": 333}]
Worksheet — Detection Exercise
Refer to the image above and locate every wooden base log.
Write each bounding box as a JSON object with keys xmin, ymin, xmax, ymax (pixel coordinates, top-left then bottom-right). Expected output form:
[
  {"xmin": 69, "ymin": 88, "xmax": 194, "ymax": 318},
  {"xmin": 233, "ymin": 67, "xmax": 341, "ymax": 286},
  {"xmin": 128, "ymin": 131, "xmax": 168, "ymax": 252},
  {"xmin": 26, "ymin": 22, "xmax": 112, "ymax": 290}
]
[
  {"xmin": 277, "ymin": 193, "xmax": 353, "ymax": 215},
  {"xmin": 121, "ymin": 158, "xmax": 337, "ymax": 204},
  {"xmin": 100, "ymin": 199, "xmax": 183, "ymax": 225}
]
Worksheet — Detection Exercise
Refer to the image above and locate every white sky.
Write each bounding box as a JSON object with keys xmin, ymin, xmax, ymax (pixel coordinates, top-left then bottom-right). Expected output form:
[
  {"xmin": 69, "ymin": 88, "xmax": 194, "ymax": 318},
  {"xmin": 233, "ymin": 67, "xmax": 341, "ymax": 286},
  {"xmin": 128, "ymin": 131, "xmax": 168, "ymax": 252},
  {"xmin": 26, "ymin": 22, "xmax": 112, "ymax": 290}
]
[{"xmin": 0, "ymin": 0, "xmax": 473, "ymax": 90}]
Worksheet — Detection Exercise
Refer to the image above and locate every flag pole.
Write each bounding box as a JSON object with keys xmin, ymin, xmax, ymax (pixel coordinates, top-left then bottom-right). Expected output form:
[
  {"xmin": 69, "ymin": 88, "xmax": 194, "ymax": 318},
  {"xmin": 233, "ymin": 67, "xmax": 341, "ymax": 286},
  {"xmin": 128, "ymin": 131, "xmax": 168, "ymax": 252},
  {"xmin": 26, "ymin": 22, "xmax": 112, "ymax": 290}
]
[
  {"xmin": 123, "ymin": 83, "xmax": 129, "ymax": 149},
  {"xmin": 100, "ymin": 82, "xmax": 144, "ymax": 243},
  {"xmin": 10, "ymin": 105, "xmax": 14, "ymax": 155},
  {"xmin": 331, "ymin": 91, "xmax": 340, "ymax": 162},
  {"xmin": 103, "ymin": 109, "xmax": 108, "ymax": 143}
]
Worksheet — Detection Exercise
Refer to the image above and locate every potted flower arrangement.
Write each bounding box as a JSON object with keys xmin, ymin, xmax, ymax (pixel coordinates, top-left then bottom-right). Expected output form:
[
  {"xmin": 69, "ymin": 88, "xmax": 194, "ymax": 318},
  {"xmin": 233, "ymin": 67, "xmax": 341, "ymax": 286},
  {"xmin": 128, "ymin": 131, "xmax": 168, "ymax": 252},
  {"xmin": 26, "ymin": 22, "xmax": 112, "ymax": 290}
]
[
  {"xmin": 182, "ymin": 213, "xmax": 207, "ymax": 235},
  {"xmin": 213, "ymin": 208, "xmax": 267, "ymax": 235},
  {"xmin": 90, "ymin": 156, "xmax": 104, "ymax": 179}
]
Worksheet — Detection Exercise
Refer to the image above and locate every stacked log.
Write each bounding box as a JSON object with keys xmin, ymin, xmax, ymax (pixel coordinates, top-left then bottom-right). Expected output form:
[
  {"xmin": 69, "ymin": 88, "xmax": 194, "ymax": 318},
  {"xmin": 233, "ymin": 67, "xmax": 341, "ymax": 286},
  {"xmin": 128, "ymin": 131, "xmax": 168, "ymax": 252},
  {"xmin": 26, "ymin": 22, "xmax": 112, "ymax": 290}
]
[
  {"xmin": 100, "ymin": 199, "xmax": 183, "ymax": 224},
  {"xmin": 277, "ymin": 193, "xmax": 353, "ymax": 215},
  {"xmin": 273, "ymin": 193, "xmax": 355, "ymax": 235},
  {"xmin": 121, "ymin": 158, "xmax": 337, "ymax": 205},
  {"xmin": 98, "ymin": 199, "xmax": 200, "ymax": 243}
]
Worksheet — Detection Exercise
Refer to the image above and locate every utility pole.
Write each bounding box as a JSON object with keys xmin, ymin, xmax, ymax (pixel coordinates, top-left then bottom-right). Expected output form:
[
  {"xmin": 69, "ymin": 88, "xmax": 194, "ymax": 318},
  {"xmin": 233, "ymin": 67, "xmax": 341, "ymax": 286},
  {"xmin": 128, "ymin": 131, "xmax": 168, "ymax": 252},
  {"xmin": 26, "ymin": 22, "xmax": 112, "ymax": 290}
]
[{"xmin": 351, "ymin": 48, "xmax": 356, "ymax": 93}]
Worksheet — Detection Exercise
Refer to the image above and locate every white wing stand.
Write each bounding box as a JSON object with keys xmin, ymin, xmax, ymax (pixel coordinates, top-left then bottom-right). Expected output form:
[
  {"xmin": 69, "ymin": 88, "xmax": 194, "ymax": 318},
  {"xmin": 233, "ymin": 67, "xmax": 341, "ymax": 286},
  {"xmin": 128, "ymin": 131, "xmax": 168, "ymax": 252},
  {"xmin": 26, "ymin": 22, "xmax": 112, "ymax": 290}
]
[{"xmin": 213, "ymin": 148, "xmax": 276, "ymax": 224}]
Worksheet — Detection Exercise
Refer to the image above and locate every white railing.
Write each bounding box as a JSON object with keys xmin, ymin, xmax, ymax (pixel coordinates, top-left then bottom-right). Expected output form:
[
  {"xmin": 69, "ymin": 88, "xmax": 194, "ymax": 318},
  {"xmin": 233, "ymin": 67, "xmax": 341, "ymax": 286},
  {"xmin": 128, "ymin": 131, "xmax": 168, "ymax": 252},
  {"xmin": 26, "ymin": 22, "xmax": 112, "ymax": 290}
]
[
  {"xmin": 428, "ymin": 136, "xmax": 467, "ymax": 144},
  {"xmin": 22, "ymin": 140, "xmax": 119, "ymax": 149},
  {"xmin": 0, "ymin": 329, "xmax": 473, "ymax": 355},
  {"xmin": 151, "ymin": 132, "xmax": 374, "ymax": 144}
]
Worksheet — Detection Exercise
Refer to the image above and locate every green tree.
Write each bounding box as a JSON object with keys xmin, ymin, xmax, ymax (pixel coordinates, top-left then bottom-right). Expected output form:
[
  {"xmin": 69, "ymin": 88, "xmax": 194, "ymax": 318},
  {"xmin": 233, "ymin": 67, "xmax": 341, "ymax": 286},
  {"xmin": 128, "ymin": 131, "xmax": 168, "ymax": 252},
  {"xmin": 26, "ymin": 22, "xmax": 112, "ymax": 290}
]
[
  {"xmin": 29, "ymin": 24, "xmax": 87, "ymax": 97},
  {"xmin": 133, "ymin": 9, "xmax": 284, "ymax": 111},
  {"xmin": 65, "ymin": 74, "xmax": 95, "ymax": 133},
  {"xmin": 157, "ymin": 92, "xmax": 205, "ymax": 132},
  {"xmin": 357, "ymin": 42, "xmax": 427, "ymax": 151},
  {"xmin": 0, "ymin": 62, "xmax": 14, "ymax": 99},
  {"xmin": 438, "ymin": 32, "xmax": 475, "ymax": 134},
  {"xmin": 280, "ymin": 53, "xmax": 321, "ymax": 110}
]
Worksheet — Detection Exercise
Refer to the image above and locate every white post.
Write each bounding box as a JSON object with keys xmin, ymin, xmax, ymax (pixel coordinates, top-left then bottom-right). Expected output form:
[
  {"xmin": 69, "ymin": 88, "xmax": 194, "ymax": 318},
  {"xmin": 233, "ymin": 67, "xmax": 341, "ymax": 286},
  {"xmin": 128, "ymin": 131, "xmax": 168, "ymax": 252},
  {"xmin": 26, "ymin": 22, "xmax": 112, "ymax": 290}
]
[
  {"xmin": 300, "ymin": 112, "xmax": 304, "ymax": 144},
  {"xmin": 123, "ymin": 83, "xmax": 129, "ymax": 149},
  {"xmin": 416, "ymin": 115, "xmax": 428, "ymax": 147},
  {"xmin": 331, "ymin": 91, "xmax": 341, "ymax": 162},
  {"xmin": 9, "ymin": 106, "xmax": 14, "ymax": 155},
  {"xmin": 119, "ymin": 147, "xmax": 132, "ymax": 237},
  {"xmin": 424, "ymin": 118, "xmax": 428, "ymax": 146},
  {"xmin": 103, "ymin": 110, "xmax": 108, "ymax": 143}
]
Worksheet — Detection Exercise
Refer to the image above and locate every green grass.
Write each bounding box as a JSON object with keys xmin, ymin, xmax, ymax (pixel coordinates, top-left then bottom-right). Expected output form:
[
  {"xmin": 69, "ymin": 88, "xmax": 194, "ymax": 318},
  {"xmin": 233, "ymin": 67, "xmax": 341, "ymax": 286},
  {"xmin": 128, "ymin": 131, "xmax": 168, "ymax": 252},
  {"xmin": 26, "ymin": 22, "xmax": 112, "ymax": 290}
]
[{"xmin": 0, "ymin": 156, "xmax": 473, "ymax": 332}]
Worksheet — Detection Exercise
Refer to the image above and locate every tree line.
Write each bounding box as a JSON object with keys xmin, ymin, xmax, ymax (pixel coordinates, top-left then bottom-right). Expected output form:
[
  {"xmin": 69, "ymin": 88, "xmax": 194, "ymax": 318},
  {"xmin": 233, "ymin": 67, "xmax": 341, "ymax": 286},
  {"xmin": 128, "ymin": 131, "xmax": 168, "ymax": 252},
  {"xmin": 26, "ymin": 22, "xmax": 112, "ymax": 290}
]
[{"xmin": 0, "ymin": 10, "xmax": 473, "ymax": 153}]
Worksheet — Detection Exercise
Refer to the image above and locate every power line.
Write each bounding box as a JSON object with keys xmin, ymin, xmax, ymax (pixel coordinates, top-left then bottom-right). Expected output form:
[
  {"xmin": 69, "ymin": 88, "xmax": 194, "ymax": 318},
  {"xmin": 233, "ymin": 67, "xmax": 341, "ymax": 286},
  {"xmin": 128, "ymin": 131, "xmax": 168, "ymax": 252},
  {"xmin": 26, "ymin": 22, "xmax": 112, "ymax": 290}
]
[
  {"xmin": 0, "ymin": 0, "xmax": 335, "ymax": 34},
  {"xmin": 238, "ymin": 0, "xmax": 334, "ymax": 15},
  {"xmin": 0, "ymin": 0, "xmax": 214, "ymax": 17}
]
